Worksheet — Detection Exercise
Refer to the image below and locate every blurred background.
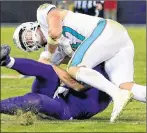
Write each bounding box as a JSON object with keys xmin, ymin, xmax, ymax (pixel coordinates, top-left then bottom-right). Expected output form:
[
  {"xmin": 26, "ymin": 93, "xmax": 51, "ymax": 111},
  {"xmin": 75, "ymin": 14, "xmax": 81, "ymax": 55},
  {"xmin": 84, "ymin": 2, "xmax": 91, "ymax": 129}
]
[{"xmin": 1, "ymin": 0, "xmax": 146, "ymax": 25}]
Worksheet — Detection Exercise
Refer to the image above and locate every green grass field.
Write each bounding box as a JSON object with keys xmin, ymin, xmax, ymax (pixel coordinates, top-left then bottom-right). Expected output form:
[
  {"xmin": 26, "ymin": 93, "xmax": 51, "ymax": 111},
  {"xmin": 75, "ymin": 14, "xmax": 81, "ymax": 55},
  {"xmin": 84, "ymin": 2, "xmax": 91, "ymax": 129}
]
[{"xmin": 1, "ymin": 26, "xmax": 146, "ymax": 132}]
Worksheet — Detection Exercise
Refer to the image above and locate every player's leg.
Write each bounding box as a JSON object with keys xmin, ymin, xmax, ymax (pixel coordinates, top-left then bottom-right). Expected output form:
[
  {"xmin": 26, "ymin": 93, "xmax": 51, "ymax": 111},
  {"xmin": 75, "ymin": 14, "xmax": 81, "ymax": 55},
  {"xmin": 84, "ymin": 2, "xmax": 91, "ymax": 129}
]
[
  {"xmin": 105, "ymin": 35, "xmax": 146, "ymax": 103},
  {"xmin": 67, "ymin": 20, "xmax": 123, "ymax": 94},
  {"xmin": 0, "ymin": 45, "xmax": 57, "ymax": 80},
  {"xmin": 67, "ymin": 20, "xmax": 133, "ymax": 122},
  {"xmin": 0, "ymin": 44, "xmax": 59, "ymax": 96},
  {"xmin": 0, "ymin": 93, "xmax": 72, "ymax": 120},
  {"xmin": 67, "ymin": 19, "xmax": 132, "ymax": 101},
  {"xmin": 76, "ymin": 65, "xmax": 112, "ymax": 119},
  {"xmin": 11, "ymin": 58, "xmax": 60, "ymax": 96}
]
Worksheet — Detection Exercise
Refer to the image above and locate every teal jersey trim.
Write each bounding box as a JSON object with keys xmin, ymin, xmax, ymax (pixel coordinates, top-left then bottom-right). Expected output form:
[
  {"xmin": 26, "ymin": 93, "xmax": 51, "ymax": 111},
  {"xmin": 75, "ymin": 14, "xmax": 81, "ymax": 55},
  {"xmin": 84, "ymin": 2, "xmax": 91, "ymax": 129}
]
[
  {"xmin": 62, "ymin": 26, "xmax": 85, "ymax": 49},
  {"xmin": 70, "ymin": 19, "xmax": 107, "ymax": 67}
]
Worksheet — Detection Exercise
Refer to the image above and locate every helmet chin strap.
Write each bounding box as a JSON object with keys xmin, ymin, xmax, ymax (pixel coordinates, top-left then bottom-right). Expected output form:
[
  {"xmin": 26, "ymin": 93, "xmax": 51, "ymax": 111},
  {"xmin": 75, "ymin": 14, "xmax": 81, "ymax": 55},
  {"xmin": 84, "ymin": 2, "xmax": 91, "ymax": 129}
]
[
  {"xmin": 34, "ymin": 32, "xmax": 43, "ymax": 45},
  {"xmin": 36, "ymin": 28, "xmax": 47, "ymax": 47}
]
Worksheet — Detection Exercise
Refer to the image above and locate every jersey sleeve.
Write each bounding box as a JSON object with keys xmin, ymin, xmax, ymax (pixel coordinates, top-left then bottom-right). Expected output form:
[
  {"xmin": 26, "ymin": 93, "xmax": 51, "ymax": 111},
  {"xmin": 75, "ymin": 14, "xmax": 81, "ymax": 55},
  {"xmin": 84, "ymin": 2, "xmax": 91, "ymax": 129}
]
[
  {"xmin": 37, "ymin": 3, "xmax": 56, "ymax": 26},
  {"xmin": 50, "ymin": 46, "xmax": 67, "ymax": 65}
]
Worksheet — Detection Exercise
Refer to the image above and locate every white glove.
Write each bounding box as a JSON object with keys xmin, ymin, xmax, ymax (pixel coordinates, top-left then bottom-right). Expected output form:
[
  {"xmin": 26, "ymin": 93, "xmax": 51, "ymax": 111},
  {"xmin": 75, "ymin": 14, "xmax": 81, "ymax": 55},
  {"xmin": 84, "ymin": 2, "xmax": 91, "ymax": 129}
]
[
  {"xmin": 53, "ymin": 86, "xmax": 69, "ymax": 99},
  {"xmin": 40, "ymin": 51, "xmax": 52, "ymax": 60}
]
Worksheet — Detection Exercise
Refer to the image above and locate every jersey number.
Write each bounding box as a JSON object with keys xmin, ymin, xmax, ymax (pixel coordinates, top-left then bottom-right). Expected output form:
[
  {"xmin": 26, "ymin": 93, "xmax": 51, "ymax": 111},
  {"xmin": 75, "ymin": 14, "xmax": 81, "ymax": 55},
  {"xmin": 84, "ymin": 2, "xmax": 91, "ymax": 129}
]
[{"xmin": 62, "ymin": 26, "xmax": 85, "ymax": 50}]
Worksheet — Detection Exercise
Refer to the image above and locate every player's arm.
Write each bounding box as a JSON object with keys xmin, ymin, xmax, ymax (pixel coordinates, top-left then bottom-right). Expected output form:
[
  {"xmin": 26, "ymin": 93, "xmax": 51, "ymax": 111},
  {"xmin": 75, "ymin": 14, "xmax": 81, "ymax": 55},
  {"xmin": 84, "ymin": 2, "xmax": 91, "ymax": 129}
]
[
  {"xmin": 47, "ymin": 9, "xmax": 63, "ymax": 41},
  {"xmin": 38, "ymin": 41, "xmax": 73, "ymax": 65},
  {"xmin": 53, "ymin": 65, "xmax": 86, "ymax": 91},
  {"xmin": 39, "ymin": 33, "xmax": 73, "ymax": 65},
  {"xmin": 46, "ymin": 8, "xmax": 64, "ymax": 54}
]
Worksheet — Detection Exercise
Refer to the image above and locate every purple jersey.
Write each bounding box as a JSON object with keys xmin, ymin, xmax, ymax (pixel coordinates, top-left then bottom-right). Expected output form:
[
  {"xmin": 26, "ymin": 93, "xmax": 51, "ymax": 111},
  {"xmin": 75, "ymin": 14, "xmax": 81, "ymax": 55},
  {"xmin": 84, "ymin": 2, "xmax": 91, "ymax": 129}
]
[
  {"xmin": 56, "ymin": 63, "xmax": 111, "ymax": 119},
  {"xmin": 1, "ymin": 58, "xmax": 111, "ymax": 120}
]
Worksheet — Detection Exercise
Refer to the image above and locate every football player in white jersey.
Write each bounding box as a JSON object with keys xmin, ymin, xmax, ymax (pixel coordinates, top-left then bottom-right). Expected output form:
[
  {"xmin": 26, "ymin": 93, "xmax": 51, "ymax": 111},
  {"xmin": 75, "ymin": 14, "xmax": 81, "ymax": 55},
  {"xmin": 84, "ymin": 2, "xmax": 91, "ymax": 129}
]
[{"xmin": 13, "ymin": 3, "xmax": 146, "ymax": 123}]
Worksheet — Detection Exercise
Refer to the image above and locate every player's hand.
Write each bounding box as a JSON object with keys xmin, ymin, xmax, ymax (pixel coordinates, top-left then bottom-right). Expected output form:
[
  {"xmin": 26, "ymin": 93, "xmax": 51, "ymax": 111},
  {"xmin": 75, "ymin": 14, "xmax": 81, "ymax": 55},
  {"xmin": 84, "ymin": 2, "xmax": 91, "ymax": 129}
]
[
  {"xmin": 53, "ymin": 65, "xmax": 85, "ymax": 91},
  {"xmin": 47, "ymin": 36, "xmax": 59, "ymax": 46}
]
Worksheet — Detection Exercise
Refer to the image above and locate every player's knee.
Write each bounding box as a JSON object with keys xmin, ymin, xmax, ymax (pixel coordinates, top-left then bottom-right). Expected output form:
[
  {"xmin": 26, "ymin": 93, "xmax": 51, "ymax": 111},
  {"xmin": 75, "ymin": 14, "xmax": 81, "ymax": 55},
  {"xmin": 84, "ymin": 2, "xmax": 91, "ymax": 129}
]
[
  {"xmin": 67, "ymin": 66, "xmax": 80, "ymax": 79},
  {"xmin": 23, "ymin": 93, "xmax": 42, "ymax": 112}
]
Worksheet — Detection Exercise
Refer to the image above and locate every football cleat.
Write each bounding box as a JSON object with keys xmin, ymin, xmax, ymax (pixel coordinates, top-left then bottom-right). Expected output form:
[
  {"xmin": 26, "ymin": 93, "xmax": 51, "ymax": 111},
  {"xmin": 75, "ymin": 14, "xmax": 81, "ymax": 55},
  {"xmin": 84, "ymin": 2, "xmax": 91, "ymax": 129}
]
[
  {"xmin": 110, "ymin": 89, "xmax": 133, "ymax": 123},
  {"xmin": 0, "ymin": 44, "xmax": 11, "ymax": 66}
]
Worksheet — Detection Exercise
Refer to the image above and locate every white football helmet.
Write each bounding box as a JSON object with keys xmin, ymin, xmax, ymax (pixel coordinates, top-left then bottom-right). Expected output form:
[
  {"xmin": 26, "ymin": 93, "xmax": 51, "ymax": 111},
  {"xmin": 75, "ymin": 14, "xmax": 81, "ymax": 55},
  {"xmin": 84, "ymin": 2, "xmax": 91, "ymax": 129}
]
[{"xmin": 13, "ymin": 22, "xmax": 44, "ymax": 52}]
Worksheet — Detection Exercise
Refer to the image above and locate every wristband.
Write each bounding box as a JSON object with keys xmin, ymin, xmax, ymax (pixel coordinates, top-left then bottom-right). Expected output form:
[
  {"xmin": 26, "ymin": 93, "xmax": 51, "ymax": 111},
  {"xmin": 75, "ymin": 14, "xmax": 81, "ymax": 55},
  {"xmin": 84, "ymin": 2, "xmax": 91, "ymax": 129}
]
[{"xmin": 47, "ymin": 36, "xmax": 59, "ymax": 45}]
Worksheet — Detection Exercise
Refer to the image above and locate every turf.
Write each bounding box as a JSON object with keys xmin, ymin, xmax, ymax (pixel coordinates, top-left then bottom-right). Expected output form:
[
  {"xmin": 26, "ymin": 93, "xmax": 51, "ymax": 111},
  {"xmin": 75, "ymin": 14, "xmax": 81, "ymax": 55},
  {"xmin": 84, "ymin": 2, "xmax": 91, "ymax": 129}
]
[{"xmin": 1, "ymin": 26, "xmax": 146, "ymax": 132}]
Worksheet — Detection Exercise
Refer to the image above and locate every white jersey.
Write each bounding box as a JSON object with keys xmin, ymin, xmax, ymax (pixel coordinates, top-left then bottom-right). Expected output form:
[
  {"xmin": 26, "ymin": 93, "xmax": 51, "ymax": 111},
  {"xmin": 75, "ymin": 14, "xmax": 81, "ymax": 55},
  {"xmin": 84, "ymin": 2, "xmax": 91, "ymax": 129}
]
[
  {"xmin": 37, "ymin": 3, "xmax": 104, "ymax": 50},
  {"xmin": 37, "ymin": 4, "xmax": 135, "ymax": 89}
]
